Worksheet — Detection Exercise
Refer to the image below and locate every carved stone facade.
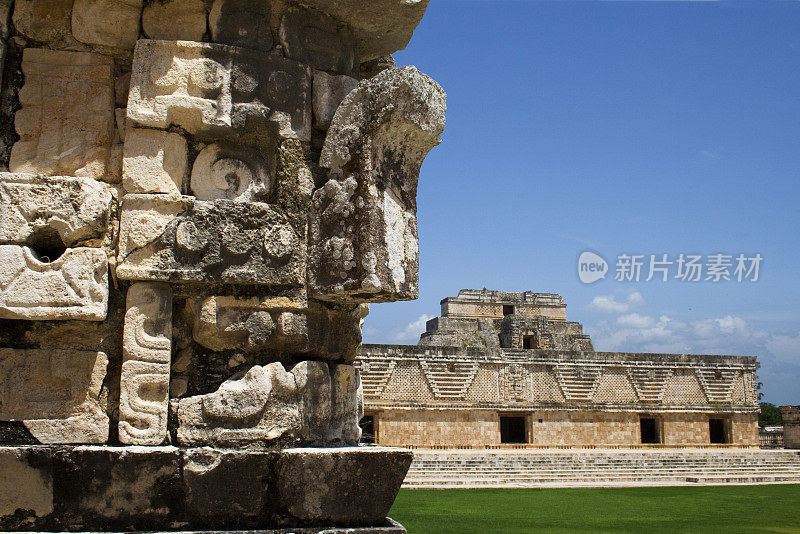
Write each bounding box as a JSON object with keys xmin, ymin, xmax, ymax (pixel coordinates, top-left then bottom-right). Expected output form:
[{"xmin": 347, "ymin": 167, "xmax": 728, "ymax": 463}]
[
  {"xmin": 359, "ymin": 290, "xmax": 760, "ymax": 448},
  {"xmin": 0, "ymin": 1, "xmax": 443, "ymax": 532}
]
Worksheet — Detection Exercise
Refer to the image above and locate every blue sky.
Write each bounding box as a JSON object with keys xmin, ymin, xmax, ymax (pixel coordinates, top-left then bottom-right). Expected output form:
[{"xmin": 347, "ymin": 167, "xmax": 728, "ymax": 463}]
[{"xmin": 361, "ymin": 0, "xmax": 800, "ymax": 405}]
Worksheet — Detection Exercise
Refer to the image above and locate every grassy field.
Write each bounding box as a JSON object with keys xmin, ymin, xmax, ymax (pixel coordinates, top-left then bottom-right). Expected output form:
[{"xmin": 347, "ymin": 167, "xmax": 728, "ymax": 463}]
[{"xmin": 389, "ymin": 485, "xmax": 800, "ymax": 533}]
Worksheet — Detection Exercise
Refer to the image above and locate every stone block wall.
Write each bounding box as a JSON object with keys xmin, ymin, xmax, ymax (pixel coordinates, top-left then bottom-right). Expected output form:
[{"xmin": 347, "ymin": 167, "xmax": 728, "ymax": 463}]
[{"xmin": 781, "ymin": 406, "xmax": 800, "ymax": 449}]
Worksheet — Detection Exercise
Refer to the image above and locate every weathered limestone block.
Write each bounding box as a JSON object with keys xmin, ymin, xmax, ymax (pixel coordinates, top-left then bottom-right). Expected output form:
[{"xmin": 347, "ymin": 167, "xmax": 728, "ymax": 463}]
[
  {"xmin": 183, "ymin": 447, "xmax": 274, "ymax": 529},
  {"xmin": 0, "ymin": 173, "xmax": 114, "ymax": 248},
  {"xmin": 190, "ymin": 141, "xmax": 276, "ymax": 202},
  {"xmin": 0, "ymin": 245, "xmax": 108, "ymax": 320},
  {"xmin": 52, "ymin": 446, "xmax": 182, "ymax": 531},
  {"xmin": 293, "ymin": 360, "xmax": 332, "ymax": 443},
  {"xmin": 128, "ymin": 40, "xmax": 312, "ymax": 141},
  {"xmin": 310, "ymin": 67, "xmax": 445, "ymax": 304},
  {"xmin": 329, "ymin": 364, "xmax": 362, "ymax": 444},
  {"xmin": 189, "ymin": 295, "xmax": 366, "ymax": 359},
  {"xmin": 122, "ymin": 128, "xmax": 188, "ymax": 195},
  {"xmin": 312, "ymin": 71, "xmax": 358, "ymax": 130},
  {"xmin": 117, "ymin": 194, "xmax": 305, "ymax": 286},
  {"xmin": 10, "ymin": 49, "xmax": 115, "ymax": 181},
  {"xmin": 209, "ymin": 0, "xmax": 272, "ymax": 51},
  {"xmin": 71, "ymin": 0, "xmax": 144, "ymax": 49},
  {"xmin": 295, "ymin": 0, "xmax": 431, "ymax": 61},
  {"xmin": 177, "ymin": 362, "xmax": 300, "ymax": 447},
  {"xmin": 11, "ymin": 0, "xmax": 73, "ymax": 44},
  {"xmin": 274, "ymin": 447, "xmax": 413, "ymax": 526},
  {"xmin": 119, "ymin": 282, "xmax": 172, "ymax": 445},
  {"xmin": 280, "ymin": 7, "xmax": 357, "ymax": 76},
  {"xmin": 0, "ymin": 447, "xmax": 53, "ymax": 528},
  {"xmin": 0, "ymin": 349, "xmax": 109, "ymax": 443},
  {"xmin": 143, "ymin": 0, "xmax": 207, "ymax": 42}
]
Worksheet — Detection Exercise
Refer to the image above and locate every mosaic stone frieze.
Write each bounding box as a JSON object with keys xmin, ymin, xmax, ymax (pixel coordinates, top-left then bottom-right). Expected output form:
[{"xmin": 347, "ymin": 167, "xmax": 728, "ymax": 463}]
[
  {"xmin": 116, "ymin": 194, "xmax": 305, "ymax": 286},
  {"xmin": 0, "ymin": 245, "xmax": 108, "ymax": 320}
]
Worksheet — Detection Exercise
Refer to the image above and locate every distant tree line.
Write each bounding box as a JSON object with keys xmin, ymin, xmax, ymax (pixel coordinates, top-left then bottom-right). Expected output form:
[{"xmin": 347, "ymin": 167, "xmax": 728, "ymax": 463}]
[{"xmin": 759, "ymin": 402, "xmax": 782, "ymax": 427}]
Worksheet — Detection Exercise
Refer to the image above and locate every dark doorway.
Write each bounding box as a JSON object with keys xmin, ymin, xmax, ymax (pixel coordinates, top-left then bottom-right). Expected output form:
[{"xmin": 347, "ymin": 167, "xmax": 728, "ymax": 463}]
[
  {"xmin": 709, "ymin": 418, "xmax": 728, "ymax": 444},
  {"xmin": 500, "ymin": 416, "xmax": 527, "ymax": 443},
  {"xmin": 503, "ymin": 305, "xmax": 515, "ymax": 316},
  {"xmin": 640, "ymin": 417, "xmax": 660, "ymax": 444},
  {"xmin": 359, "ymin": 415, "xmax": 376, "ymax": 444},
  {"xmin": 522, "ymin": 335, "xmax": 536, "ymax": 349}
]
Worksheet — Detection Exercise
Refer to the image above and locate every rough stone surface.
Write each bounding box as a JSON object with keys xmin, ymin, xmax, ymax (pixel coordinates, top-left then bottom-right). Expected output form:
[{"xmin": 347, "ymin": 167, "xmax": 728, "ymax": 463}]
[
  {"xmin": 143, "ymin": 0, "xmax": 208, "ymax": 42},
  {"xmin": 119, "ymin": 282, "xmax": 173, "ymax": 445},
  {"xmin": 0, "ymin": 447, "xmax": 53, "ymax": 525},
  {"xmin": 782, "ymin": 406, "xmax": 800, "ymax": 449},
  {"xmin": 72, "ymin": 0, "xmax": 144, "ymax": 49},
  {"xmin": 11, "ymin": 0, "xmax": 73, "ymax": 45},
  {"xmin": 0, "ymin": 245, "xmax": 109, "ymax": 320},
  {"xmin": 209, "ymin": 0, "xmax": 272, "ymax": 51},
  {"xmin": 53, "ymin": 446, "xmax": 183, "ymax": 531},
  {"xmin": 117, "ymin": 194, "xmax": 306, "ymax": 286},
  {"xmin": 189, "ymin": 295, "xmax": 366, "ymax": 359},
  {"xmin": 10, "ymin": 48, "xmax": 115, "ymax": 181},
  {"xmin": 123, "ymin": 128, "xmax": 188, "ymax": 195},
  {"xmin": 0, "ymin": 172, "xmax": 114, "ymax": 248},
  {"xmin": 0, "ymin": 349, "xmax": 109, "ymax": 443},
  {"xmin": 128, "ymin": 40, "xmax": 312, "ymax": 141},
  {"xmin": 311, "ymin": 67, "xmax": 446, "ymax": 304},
  {"xmin": 280, "ymin": 7, "xmax": 357, "ymax": 76},
  {"xmin": 183, "ymin": 447, "xmax": 274, "ymax": 528},
  {"xmin": 294, "ymin": 0, "xmax": 431, "ymax": 61},
  {"xmin": 275, "ymin": 447, "xmax": 413, "ymax": 526},
  {"xmin": 313, "ymin": 71, "xmax": 358, "ymax": 130},
  {"xmin": 329, "ymin": 365, "xmax": 362, "ymax": 444},
  {"xmin": 0, "ymin": 446, "xmax": 410, "ymax": 532}
]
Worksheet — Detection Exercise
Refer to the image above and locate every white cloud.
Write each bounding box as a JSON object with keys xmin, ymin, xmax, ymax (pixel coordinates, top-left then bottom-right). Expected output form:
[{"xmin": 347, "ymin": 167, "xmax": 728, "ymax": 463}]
[
  {"xmin": 389, "ymin": 314, "xmax": 432, "ymax": 344},
  {"xmin": 766, "ymin": 331, "xmax": 800, "ymax": 364},
  {"xmin": 588, "ymin": 292, "xmax": 644, "ymax": 313}
]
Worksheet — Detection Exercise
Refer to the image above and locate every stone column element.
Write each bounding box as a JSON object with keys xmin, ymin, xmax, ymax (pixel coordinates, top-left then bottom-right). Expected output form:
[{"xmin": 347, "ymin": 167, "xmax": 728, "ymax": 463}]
[
  {"xmin": 781, "ymin": 406, "xmax": 800, "ymax": 449},
  {"xmin": 119, "ymin": 282, "xmax": 172, "ymax": 445}
]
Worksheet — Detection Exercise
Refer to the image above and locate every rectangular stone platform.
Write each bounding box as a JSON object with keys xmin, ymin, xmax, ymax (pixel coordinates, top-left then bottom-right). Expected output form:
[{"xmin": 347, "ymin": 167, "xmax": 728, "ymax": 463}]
[{"xmin": 0, "ymin": 446, "xmax": 411, "ymax": 532}]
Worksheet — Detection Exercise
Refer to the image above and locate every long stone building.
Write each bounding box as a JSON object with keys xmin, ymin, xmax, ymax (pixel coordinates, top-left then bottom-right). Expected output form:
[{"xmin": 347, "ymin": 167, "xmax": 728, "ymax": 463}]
[{"xmin": 357, "ymin": 289, "xmax": 760, "ymax": 448}]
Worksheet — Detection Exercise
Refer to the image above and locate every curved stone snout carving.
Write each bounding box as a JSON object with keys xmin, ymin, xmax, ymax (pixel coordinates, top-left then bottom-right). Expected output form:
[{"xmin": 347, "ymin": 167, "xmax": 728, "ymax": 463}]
[{"xmin": 310, "ymin": 66, "xmax": 446, "ymax": 304}]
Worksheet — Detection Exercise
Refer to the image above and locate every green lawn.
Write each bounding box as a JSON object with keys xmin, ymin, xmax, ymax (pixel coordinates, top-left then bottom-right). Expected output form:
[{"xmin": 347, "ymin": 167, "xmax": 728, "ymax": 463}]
[{"xmin": 389, "ymin": 486, "xmax": 800, "ymax": 533}]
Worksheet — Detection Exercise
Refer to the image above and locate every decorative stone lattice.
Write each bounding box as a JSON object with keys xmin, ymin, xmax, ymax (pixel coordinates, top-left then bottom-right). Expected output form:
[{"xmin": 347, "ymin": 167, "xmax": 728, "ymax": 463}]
[
  {"xmin": 420, "ymin": 360, "xmax": 479, "ymax": 399},
  {"xmin": 355, "ymin": 359, "xmax": 396, "ymax": 399},
  {"xmin": 627, "ymin": 367, "xmax": 674, "ymax": 402},
  {"xmin": 554, "ymin": 365, "xmax": 603, "ymax": 401},
  {"xmin": 499, "ymin": 363, "xmax": 530, "ymax": 402},
  {"xmin": 696, "ymin": 368, "xmax": 740, "ymax": 403}
]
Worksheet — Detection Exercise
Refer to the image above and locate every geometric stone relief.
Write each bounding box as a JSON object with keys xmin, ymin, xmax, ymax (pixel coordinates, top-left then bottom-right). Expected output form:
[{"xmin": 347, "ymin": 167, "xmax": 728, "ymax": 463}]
[
  {"xmin": 177, "ymin": 361, "xmax": 362, "ymax": 448},
  {"xmin": 116, "ymin": 194, "xmax": 305, "ymax": 286},
  {"xmin": 0, "ymin": 173, "xmax": 114, "ymax": 247},
  {"xmin": 310, "ymin": 67, "xmax": 446, "ymax": 305},
  {"xmin": 279, "ymin": 6, "xmax": 357, "ymax": 76},
  {"xmin": 119, "ymin": 282, "xmax": 172, "ymax": 445},
  {"xmin": 189, "ymin": 142, "xmax": 276, "ymax": 202},
  {"xmin": 499, "ymin": 363, "xmax": 530, "ymax": 403},
  {"xmin": 419, "ymin": 360, "xmax": 478, "ymax": 400},
  {"xmin": 10, "ymin": 48, "xmax": 115, "ymax": 181},
  {"xmin": 0, "ymin": 245, "xmax": 108, "ymax": 321},
  {"xmin": 354, "ymin": 359, "xmax": 396, "ymax": 398},
  {"xmin": 627, "ymin": 367, "xmax": 674, "ymax": 402},
  {"xmin": 189, "ymin": 295, "xmax": 366, "ymax": 360},
  {"xmin": 127, "ymin": 40, "xmax": 312, "ymax": 141},
  {"xmin": 0, "ymin": 348, "xmax": 109, "ymax": 443},
  {"xmin": 554, "ymin": 365, "xmax": 603, "ymax": 401},
  {"xmin": 696, "ymin": 368, "xmax": 739, "ymax": 403}
]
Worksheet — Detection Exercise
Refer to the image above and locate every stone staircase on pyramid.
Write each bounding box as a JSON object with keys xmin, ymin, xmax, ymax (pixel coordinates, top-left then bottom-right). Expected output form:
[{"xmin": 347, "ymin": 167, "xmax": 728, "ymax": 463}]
[{"xmin": 402, "ymin": 449, "xmax": 800, "ymax": 488}]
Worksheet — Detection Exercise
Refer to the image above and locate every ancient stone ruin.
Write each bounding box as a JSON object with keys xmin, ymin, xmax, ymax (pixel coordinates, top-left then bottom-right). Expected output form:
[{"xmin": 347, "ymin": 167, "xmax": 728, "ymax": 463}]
[{"xmin": 0, "ymin": 1, "xmax": 445, "ymax": 532}]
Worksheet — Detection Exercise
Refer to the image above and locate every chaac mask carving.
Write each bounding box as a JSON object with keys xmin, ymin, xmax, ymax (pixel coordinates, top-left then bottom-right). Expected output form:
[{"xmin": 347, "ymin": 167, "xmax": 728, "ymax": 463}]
[{"xmin": 0, "ymin": 0, "xmax": 445, "ymax": 453}]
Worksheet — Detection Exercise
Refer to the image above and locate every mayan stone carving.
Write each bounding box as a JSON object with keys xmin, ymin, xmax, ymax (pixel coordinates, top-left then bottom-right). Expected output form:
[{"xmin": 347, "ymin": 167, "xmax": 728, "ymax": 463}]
[{"xmin": 0, "ymin": 1, "xmax": 442, "ymax": 531}]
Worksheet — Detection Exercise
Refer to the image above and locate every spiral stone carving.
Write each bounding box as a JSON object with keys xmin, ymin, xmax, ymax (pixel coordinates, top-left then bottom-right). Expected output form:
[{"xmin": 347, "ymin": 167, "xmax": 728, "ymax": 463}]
[{"xmin": 190, "ymin": 143, "xmax": 272, "ymax": 202}]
